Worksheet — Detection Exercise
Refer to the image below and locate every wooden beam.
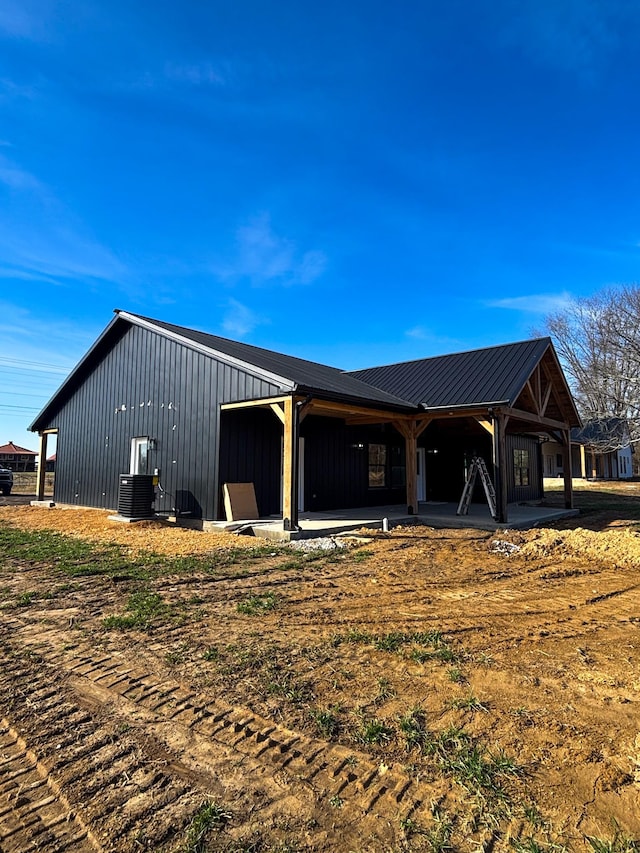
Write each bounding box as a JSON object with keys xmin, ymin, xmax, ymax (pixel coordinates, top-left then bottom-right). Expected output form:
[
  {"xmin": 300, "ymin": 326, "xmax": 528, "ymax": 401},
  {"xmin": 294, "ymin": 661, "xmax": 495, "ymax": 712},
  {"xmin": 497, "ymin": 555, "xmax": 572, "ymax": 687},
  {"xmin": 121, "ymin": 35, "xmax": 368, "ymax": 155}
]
[
  {"xmin": 270, "ymin": 403, "xmax": 286, "ymax": 424},
  {"xmin": 221, "ymin": 395, "xmax": 291, "ymax": 412},
  {"xmin": 281, "ymin": 397, "xmax": 298, "ymax": 531},
  {"xmin": 405, "ymin": 430, "xmax": 418, "ymax": 514},
  {"xmin": 36, "ymin": 432, "xmax": 48, "ymax": 501},
  {"xmin": 579, "ymin": 444, "xmax": 586, "ymax": 479},
  {"xmin": 475, "ymin": 418, "xmax": 494, "ymax": 437},
  {"xmin": 390, "ymin": 418, "xmax": 432, "ymax": 514},
  {"xmin": 502, "ymin": 407, "xmax": 570, "ymax": 432},
  {"xmin": 540, "ymin": 381, "xmax": 553, "ymax": 417}
]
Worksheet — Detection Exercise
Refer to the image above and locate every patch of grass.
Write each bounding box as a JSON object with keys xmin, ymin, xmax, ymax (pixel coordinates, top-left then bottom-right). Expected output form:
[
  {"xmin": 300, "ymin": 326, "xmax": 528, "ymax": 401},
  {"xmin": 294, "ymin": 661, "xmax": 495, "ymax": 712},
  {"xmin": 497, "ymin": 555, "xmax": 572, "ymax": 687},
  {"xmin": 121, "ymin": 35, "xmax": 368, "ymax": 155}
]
[
  {"xmin": 103, "ymin": 591, "xmax": 170, "ymax": 630},
  {"xmin": 236, "ymin": 591, "xmax": 278, "ymax": 615},
  {"xmin": 447, "ymin": 667, "xmax": 465, "ymax": 683},
  {"xmin": 182, "ymin": 800, "xmax": 231, "ymax": 853},
  {"xmin": 422, "ymin": 726, "xmax": 521, "ymax": 800},
  {"xmin": 511, "ymin": 840, "xmax": 570, "ymax": 853},
  {"xmin": 329, "ymin": 795, "xmax": 344, "ymax": 808},
  {"xmin": 448, "ymin": 694, "xmax": 489, "ymax": 712},
  {"xmin": 351, "ymin": 549, "xmax": 373, "ymax": 562},
  {"xmin": 16, "ymin": 590, "xmax": 38, "ymax": 607},
  {"xmin": 331, "ymin": 627, "xmax": 462, "ymax": 666},
  {"xmin": 586, "ymin": 824, "xmax": 640, "ymax": 853},
  {"xmin": 399, "ymin": 707, "xmax": 430, "ymax": 752},
  {"xmin": 309, "ymin": 706, "xmax": 341, "ymax": 738},
  {"xmin": 165, "ymin": 642, "xmax": 190, "ymax": 665},
  {"xmin": 375, "ymin": 677, "xmax": 395, "ymax": 704},
  {"xmin": 202, "ymin": 645, "xmax": 219, "ymax": 661},
  {"xmin": 355, "ymin": 715, "xmax": 394, "ymax": 746}
]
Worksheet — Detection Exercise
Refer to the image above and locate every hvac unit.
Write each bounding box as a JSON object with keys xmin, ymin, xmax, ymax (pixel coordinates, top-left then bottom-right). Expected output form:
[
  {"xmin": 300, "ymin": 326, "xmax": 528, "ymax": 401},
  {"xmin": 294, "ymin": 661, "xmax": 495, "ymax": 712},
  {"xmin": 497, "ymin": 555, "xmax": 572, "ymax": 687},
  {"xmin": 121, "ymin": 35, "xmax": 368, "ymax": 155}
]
[{"xmin": 117, "ymin": 474, "xmax": 155, "ymax": 518}]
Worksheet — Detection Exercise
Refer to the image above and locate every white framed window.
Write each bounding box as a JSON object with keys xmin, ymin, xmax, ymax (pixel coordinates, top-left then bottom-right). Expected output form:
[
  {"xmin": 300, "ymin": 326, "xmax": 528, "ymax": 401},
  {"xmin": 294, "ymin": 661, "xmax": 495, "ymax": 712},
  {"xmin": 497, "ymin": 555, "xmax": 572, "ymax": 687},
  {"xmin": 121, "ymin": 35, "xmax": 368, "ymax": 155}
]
[{"xmin": 130, "ymin": 437, "xmax": 150, "ymax": 474}]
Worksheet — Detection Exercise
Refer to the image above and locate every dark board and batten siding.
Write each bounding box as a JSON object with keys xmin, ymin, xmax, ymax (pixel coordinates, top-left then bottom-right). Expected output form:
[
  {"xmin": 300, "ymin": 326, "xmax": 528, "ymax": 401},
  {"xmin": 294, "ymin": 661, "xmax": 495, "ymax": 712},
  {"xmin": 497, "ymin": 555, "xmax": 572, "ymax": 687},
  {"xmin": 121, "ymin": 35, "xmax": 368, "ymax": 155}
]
[
  {"xmin": 506, "ymin": 433, "xmax": 543, "ymax": 503},
  {"xmin": 43, "ymin": 323, "xmax": 281, "ymax": 520}
]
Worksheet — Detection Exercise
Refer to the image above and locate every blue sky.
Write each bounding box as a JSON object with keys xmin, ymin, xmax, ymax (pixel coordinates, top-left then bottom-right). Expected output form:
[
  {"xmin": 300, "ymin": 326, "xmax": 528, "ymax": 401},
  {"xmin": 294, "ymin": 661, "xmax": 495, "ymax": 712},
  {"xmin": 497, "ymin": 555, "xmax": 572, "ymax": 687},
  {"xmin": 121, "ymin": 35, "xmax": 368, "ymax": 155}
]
[{"xmin": 2, "ymin": 0, "xmax": 640, "ymax": 451}]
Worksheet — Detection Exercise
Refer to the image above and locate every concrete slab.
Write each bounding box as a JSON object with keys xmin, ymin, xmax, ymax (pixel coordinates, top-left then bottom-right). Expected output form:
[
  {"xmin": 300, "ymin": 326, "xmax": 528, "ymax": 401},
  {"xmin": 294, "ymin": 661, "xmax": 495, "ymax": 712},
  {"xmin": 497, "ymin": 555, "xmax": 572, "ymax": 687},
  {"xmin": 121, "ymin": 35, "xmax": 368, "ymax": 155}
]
[{"xmin": 206, "ymin": 502, "xmax": 579, "ymax": 541}]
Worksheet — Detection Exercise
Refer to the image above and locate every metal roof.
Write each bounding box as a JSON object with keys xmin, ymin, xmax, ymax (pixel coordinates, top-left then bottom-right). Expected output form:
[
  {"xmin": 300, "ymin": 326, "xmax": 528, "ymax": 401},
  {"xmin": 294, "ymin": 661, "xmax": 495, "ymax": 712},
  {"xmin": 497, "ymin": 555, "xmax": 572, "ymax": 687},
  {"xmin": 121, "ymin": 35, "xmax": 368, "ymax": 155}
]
[
  {"xmin": 350, "ymin": 338, "xmax": 553, "ymax": 409},
  {"xmin": 122, "ymin": 313, "xmax": 415, "ymax": 410}
]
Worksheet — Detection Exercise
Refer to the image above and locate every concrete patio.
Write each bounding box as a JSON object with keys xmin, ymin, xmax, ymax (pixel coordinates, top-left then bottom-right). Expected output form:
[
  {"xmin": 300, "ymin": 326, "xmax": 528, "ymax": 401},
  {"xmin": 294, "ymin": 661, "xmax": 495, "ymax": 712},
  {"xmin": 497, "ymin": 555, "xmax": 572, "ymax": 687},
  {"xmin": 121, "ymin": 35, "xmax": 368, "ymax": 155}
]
[{"xmin": 204, "ymin": 500, "xmax": 579, "ymax": 540}]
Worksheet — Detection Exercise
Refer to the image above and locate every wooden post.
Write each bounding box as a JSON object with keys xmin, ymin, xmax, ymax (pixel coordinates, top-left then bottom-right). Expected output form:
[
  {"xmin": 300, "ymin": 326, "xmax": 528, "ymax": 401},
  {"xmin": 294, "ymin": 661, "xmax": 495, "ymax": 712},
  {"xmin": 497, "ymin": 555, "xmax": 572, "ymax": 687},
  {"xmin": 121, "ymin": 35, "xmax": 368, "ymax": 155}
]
[
  {"xmin": 579, "ymin": 444, "xmax": 586, "ymax": 479},
  {"xmin": 405, "ymin": 427, "xmax": 417, "ymax": 514},
  {"xmin": 492, "ymin": 413, "xmax": 509, "ymax": 524},
  {"xmin": 282, "ymin": 397, "xmax": 298, "ymax": 531},
  {"xmin": 36, "ymin": 432, "xmax": 47, "ymax": 501},
  {"xmin": 561, "ymin": 429, "xmax": 573, "ymax": 509},
  {"xmin": 392, "ymin": 418, "xmax": 432, "ymax": 515}
]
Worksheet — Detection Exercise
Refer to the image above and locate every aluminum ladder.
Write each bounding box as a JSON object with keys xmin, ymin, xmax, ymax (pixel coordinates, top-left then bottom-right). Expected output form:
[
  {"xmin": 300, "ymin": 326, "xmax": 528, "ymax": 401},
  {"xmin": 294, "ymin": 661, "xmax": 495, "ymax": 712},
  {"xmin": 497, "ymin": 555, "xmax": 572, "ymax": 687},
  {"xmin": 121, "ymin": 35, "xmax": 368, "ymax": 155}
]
[{"xmin": 456, "ymin": 456, "xmax": 497, "ymax": 520}]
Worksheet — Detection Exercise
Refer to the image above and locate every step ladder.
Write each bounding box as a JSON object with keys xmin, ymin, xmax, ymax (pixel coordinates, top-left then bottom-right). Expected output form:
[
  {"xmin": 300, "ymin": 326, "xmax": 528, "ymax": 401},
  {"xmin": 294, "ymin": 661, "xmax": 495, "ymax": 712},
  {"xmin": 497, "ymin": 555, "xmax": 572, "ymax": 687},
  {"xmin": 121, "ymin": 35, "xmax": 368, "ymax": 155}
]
[{"xmin": 457, "ymin": 456, "xmax": 497, "ymax": 520}]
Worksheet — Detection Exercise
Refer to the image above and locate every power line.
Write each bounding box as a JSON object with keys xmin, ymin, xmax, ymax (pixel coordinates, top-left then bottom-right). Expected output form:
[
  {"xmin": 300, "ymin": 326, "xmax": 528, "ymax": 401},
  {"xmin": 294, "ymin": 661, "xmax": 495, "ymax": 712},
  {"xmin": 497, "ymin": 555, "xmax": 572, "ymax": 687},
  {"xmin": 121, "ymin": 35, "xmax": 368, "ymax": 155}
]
[{"xmin": 0, "ymin": 356, "xmax": 70, "ymax": 371}]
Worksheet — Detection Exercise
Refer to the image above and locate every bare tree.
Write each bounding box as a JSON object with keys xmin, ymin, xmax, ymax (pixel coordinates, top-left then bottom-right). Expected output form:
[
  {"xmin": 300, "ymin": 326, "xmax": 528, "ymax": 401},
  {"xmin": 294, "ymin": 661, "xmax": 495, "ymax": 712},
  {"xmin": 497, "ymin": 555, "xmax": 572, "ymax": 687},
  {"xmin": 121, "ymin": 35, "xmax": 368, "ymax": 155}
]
[{"xmin": 542, "ymin": 285, "xmax": 640, "ymax": 450}]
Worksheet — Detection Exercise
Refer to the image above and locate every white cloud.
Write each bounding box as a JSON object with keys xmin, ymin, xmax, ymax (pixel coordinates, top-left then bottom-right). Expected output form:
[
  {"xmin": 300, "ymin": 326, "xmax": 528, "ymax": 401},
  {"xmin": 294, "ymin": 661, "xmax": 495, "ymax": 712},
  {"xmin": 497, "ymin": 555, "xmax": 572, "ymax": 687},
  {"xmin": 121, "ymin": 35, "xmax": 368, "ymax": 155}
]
[
  {"xmin": 216, "ymin": 213, "xmax": 327, "ymax": 288},
  {"xmin": 485, "ymin": 292, "xmax": 574, "ymax": 314},
  {"xmin": 220, "ymin": 298, "xmax": 268, "ymax": 338}
]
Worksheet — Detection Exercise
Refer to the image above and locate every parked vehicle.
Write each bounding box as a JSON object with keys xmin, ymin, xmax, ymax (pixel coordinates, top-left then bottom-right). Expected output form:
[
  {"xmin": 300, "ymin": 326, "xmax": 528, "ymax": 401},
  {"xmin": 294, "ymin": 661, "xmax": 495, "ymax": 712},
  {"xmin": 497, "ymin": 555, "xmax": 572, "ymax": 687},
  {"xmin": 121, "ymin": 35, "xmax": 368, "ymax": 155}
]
[{"xmin": 0, "ymin": 466, "xmax": 13, "ymax": 495}]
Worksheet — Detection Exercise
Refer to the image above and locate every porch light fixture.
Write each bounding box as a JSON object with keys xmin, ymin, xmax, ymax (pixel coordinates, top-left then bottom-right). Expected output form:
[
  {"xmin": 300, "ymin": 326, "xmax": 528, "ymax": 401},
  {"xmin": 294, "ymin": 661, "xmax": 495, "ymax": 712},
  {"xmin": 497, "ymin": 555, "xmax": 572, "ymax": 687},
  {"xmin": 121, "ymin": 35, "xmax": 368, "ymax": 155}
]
[{"xmin": 351, "ymin": 442, "xmax": 365, "ymax": 450}]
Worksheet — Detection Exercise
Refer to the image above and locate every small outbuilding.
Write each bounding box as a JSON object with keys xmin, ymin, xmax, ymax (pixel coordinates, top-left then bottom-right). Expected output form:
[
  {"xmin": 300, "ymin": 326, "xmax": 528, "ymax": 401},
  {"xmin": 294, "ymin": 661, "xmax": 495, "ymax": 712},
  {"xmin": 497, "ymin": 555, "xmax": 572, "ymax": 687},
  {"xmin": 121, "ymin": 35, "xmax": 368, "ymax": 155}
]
[{"xmin": 30, "ymin": 310, "xmax": 581, "ymax": 529}]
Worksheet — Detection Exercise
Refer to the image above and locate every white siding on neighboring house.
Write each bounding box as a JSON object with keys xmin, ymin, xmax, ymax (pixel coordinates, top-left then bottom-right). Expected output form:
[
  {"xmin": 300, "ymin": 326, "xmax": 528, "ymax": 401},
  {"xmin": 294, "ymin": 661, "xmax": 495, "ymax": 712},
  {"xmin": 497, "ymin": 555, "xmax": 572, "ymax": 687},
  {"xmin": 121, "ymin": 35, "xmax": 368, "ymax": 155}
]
[{"xmin": 617, "ymin": 446, "xmax": 633, "ymax": 479}]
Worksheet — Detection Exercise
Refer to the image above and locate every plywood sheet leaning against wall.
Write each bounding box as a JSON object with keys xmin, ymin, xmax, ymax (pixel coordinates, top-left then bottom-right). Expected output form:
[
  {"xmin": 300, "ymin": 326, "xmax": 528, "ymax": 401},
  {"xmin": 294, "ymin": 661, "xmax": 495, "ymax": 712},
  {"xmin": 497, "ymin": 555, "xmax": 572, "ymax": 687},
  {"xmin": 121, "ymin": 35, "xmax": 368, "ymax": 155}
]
[{"xmin": 223, "ymin": 482, "xmax": 259, "ymax": 521}]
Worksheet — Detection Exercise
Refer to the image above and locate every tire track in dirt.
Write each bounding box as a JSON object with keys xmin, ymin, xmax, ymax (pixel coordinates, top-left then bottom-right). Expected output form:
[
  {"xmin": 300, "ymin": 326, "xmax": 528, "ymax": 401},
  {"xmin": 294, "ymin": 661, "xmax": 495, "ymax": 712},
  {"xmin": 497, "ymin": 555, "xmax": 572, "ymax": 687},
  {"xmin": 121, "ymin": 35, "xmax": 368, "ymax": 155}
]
[
  {"xmin": 0, "ymin": 722, "xmax": 97, "ymax": 853},
  {"xmin": 1, "ymin": 624, "xmax": 459, "ymax": 851},
  {"xmin": 0, "ymin": 644, "xmax": 208, "ymax": 853},
  {"xmin": 56, "ymin": 646, "xmax": 436, "ymax": 822}
]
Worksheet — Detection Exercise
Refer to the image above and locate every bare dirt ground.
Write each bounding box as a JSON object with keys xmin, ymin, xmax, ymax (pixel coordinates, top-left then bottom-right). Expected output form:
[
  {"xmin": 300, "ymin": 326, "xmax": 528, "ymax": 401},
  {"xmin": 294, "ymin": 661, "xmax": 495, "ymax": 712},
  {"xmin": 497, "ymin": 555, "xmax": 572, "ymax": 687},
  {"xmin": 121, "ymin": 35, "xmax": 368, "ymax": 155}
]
[{"xmin": 1, "ymin": 485, "xmax": 639, "ymax": 852}]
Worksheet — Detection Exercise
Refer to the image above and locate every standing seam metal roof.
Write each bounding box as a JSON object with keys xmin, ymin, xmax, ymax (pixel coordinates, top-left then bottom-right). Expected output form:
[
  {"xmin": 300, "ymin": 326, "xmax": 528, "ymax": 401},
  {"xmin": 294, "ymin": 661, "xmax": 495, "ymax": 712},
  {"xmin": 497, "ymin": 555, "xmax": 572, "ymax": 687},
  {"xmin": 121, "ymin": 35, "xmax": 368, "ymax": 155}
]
[{"xmin": 349, "ymin": 338, "xmax": 553, "ymax": 409}]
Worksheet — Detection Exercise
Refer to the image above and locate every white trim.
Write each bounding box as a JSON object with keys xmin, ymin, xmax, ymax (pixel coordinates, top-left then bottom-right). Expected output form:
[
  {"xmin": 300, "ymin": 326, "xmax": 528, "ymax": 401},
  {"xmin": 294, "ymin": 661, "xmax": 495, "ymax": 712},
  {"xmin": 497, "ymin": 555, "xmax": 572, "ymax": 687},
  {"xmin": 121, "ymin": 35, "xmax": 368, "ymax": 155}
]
[{"xmin": 118, "ymin": 311, "xmax": 296, "ymax": 392}]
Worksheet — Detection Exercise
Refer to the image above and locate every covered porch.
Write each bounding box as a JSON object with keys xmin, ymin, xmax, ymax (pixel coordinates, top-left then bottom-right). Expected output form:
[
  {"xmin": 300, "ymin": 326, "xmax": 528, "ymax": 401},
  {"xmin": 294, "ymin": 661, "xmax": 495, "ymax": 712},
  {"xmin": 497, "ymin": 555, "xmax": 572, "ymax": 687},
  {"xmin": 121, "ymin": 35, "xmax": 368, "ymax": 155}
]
[{"xmin": 219, "ymin": 378, "xmax": 576, "ymax": 531}]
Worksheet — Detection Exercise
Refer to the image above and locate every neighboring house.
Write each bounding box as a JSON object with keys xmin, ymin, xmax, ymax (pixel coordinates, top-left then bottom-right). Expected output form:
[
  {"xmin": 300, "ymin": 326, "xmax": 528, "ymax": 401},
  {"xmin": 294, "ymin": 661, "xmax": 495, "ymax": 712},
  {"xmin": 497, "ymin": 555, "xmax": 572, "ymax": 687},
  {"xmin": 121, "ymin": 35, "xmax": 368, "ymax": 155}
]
[
  {"xmin": 46, "ymin": 453, "xmax": 56, "ymax": 473},
  {"xmin": 30, "ymin": 310, "xmax": 581, "ymax": 526},
  {"xmin": 0, "ymin": 441, "xmax": 37, "ymax": 472},
  {"xmin": 542, "ymin": 418, "xmax": 634, "ymax": 480}
]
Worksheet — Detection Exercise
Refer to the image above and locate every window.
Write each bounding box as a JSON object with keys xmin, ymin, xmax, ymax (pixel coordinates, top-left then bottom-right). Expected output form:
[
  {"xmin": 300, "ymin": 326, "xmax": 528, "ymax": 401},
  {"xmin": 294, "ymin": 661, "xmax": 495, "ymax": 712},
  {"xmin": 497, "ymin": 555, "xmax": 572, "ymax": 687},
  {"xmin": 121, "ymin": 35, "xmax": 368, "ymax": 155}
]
[
  {"xmin": 556, "ymin": 453, "xmax": 563, "ymax": 469},
  {"xmin": 368, "ymin": 443, "xmax": 387, "ymax": 488},
  {"xmin": 514, "ymin": 449, "xmax": 530, "ymax": 486},
  {"xmin": 130, "ymin": 437, "xmax": 150, "ymax": 474}
]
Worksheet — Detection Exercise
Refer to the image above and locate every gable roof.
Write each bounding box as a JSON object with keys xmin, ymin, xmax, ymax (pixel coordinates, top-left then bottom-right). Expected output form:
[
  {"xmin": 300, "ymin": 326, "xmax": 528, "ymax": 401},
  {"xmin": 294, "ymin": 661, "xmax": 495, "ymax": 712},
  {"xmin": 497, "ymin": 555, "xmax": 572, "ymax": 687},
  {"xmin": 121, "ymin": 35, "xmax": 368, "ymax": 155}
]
[
  {"xmin": 30, "ymin": 311, "xmax": 581, "ymax": 432},
  {"xmin": 351, "ymin": 338, "xmax": 575, "ymax": 413}
]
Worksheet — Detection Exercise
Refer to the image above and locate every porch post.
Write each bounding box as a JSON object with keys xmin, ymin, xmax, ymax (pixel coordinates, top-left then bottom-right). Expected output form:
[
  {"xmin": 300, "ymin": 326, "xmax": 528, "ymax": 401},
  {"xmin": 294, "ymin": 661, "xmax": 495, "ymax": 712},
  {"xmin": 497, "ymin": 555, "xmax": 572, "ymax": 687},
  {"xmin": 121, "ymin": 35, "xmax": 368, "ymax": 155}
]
[
  {"xmin": 492, "ymin": 413, "xmax": 509, "ymax": 524},
  {"xmin": 405, "ymin": 427, "xmax": 418, "ymax": 514},
  {"xmin": 579, "ymin": 444, "xmax": 586, "ymax": 479},
  {"xmin": 561, "ymin": 429, "xmax": 573, "ymax": 509},
  {"xmin": 282, "ymin": 396, "xmax": 299, "ymax": 531},
  {"xmin": 36, "ymin": 432, "xmax": 48, "ymax": 501}
]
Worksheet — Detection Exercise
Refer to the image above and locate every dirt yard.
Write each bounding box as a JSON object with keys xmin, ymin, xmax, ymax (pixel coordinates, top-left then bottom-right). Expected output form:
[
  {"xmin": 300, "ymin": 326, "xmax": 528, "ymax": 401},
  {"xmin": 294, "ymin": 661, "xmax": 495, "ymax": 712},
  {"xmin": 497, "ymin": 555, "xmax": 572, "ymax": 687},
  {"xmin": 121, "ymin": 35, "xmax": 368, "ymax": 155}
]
[{"xmin": 1, "ymin": 486, "xmax": 639, "ymax": 852}]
